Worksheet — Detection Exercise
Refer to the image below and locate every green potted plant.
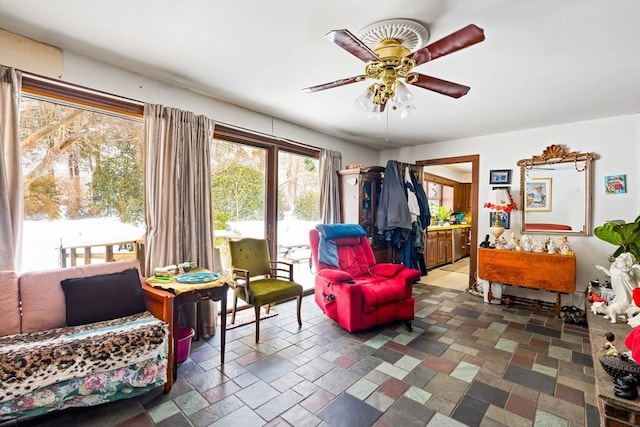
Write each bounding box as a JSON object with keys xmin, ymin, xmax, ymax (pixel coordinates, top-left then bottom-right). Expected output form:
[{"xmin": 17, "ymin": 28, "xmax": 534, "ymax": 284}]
[
  {"xmin": 435, "ymin": 205, "xmax": 452, "ymax": 226},
  {"xmin": 594, "ymin": 215, "xmax": 640, "ymax": 261}
]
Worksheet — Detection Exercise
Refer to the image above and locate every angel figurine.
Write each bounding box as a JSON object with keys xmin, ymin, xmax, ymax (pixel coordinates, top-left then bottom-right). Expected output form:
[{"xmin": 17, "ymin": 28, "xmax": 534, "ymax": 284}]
[
  {"xmin": 547, "ymin": 239, "xmax": 556, "ymax": 254},
  {"xmin": 531, "ymin": 239, "xmax": 545, "ymax": 253},
  {"xmin": 558, "ymin": 236, "xmax": 573, "ymax": 255},
  {"xmin": 505, "ymin": 232, "xmax": 518, "ymax": 250},
  {"xmin": 597, "ymin": 252, "xmax": 640, "ymax": 323}
]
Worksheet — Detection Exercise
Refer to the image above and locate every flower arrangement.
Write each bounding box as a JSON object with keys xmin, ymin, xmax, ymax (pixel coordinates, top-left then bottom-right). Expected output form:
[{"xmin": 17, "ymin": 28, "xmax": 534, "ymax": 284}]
[{"xmin": 483, "ymin": 188, "xmax": 518, "ymax": 212}]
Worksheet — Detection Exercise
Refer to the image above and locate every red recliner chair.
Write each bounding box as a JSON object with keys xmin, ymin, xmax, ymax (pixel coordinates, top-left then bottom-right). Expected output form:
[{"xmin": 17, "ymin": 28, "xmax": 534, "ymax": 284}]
[{"xmin": 309, "ymin": 225, "xmax": 421, "ymax": 333}]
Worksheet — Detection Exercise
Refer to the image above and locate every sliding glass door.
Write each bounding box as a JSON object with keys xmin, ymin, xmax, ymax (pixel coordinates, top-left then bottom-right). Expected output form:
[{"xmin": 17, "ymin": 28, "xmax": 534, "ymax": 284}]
[
  {"xmin": 211, "ymin": 126, "xmax": 320, "ymax": 300},
  {"xmin": 276, "ymin": 151, "xmax": 319, "ymax": 291}
]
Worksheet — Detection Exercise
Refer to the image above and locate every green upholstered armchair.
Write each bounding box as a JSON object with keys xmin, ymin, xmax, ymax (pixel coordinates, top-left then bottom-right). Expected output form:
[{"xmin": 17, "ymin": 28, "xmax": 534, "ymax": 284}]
[{"xmin": 228, "ymin": 238, "xmax": 303, "ymax": 343}]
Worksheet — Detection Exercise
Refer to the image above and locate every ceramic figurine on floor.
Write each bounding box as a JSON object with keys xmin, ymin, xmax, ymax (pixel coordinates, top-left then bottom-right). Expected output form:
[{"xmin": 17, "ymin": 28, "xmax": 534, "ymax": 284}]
[
  {"xmin": 592, "ymin": 301, "xmax": 607, "ymax": 315},
  {"xmin": 604, "ymin": 332, "xmax": 619, "ymax": 356},
  {"xmin": 597, "ymin": 253, "xmax": 640, "ymax": 323},
  {"xmin": 586, "ymin": 283, "xmax": 594, "ymax": 301},
  {"xmin": 613, "ymin": 374, "xmax": 639, "ymax": 399}
]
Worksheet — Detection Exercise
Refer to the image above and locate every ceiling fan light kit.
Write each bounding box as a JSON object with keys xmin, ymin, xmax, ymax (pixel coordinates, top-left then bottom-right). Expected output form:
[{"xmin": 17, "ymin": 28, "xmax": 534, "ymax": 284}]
[{"xmin": 303, "ymin": 18, "xmax": 485, "ymax": 117}]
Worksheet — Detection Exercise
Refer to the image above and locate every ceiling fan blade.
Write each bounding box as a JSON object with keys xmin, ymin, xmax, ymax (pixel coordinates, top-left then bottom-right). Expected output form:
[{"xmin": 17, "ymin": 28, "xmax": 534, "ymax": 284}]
[
  {"xmin": 408, "ymin": 74, "xmax": 471, "ymax": 98},
  {"xmin": 303, "ymin": 75, "xmax": 364, "ymax": 93},
  {"xmin": 325, "ymin": 29, "xmax": 380, "ymax": 62},
  {"xmin": 409, "ymin": 24, "xmax": 485, "ymax": 65}
]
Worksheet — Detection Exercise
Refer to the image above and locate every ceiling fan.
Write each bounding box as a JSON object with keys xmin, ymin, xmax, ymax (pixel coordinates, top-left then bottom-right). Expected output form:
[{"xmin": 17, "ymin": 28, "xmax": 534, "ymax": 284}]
[{"xmin": 303, "ymin": 19, "xmax": 485, "ymax": 115}]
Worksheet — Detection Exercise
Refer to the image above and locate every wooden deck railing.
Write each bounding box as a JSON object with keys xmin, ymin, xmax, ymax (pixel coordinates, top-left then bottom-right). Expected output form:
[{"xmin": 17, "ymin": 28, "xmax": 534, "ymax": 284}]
[{"xmin": 58, "ymin": 240, "xmax": 145, "ymax": 268}]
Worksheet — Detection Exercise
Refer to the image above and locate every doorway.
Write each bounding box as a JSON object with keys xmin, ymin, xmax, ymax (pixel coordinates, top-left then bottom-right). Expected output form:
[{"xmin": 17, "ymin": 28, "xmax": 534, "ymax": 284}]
[{"xmin": 417, "ymin": 155, "xmax": 479, "ymax": 289}]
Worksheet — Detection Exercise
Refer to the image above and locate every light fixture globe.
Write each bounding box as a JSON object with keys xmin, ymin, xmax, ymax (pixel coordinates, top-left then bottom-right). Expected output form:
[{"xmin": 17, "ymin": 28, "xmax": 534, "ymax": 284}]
[{"xmin": 350, "ymin": 19, "xmax": 430, "ymax": 117}]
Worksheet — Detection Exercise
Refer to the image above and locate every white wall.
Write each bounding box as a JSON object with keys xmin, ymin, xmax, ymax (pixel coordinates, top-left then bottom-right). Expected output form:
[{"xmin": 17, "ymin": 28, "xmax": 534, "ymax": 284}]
[
  {"xmin": 59, "ymin": 51, "xmax": 379, "ymax": 168},
  {"xmin": 423, "ymin": 164, "xmax": 472, "ymax": 183},
  {"xmin": 381, "ymin": 114, "xmax": 640, "ymax": 306},
  {"xmin": 8, "ymin": 38, "xmax": 640, "ymax": 307}
]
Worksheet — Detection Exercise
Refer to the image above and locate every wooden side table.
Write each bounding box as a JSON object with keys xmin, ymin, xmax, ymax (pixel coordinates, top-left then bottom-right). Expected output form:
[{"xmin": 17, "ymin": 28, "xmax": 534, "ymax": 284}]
[
  {"xmin": 478, "ymin": 248, "xmax": 576, "ymax": 316},
  {"xmin": 146, "ymin": 272, "xmax": 231, "ymax": 383}
]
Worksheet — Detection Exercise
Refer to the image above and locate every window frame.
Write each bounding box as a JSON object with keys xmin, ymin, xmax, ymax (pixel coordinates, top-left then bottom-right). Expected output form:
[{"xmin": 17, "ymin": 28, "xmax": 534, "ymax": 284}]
[
  {"xmin": 21, "ymin": 74, "xmax": 322, "ymax": 269},
  {"xmin": 213, "ymin": 124, "xmax": 320, "ymax": 258}
]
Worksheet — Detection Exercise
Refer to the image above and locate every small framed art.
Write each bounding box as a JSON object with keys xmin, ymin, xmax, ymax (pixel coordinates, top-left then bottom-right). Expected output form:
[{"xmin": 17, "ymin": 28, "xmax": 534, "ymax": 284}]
[
  {"xmin": 525, "ymin": 177, "xmax": 552, "ymax": 212},
  {"xmin": 605, "ymin": 174, "xmax": 626, "ymax": 194},
  {"xmin": 489, "ymin": 169, "xmax": 512, "ymax": 185}
]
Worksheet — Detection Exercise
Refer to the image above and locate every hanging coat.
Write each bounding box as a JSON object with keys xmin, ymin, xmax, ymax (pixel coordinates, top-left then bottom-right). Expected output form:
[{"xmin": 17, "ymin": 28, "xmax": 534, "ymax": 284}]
[
  {"xmin": 409, "ymin": 168, "xmax": 430, "ymax": 228},
  {"xmin": 376, "ymin": 160, "xmax": 412, "ymax": 244}
]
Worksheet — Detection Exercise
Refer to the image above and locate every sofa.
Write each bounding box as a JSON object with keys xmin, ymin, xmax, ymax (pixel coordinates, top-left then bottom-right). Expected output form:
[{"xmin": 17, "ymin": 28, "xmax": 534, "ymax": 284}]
[
  {"xmin": 0, "ymin": 259, "xmax": 175, "ymax": 420},
  {"xmin": 309, "ymin": 225, "xmax": 422, "ymax": 333}
]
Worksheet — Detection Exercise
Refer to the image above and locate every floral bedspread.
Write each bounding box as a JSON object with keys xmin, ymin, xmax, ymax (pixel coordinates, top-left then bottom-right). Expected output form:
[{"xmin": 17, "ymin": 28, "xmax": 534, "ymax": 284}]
[{"xmin": 0, "ymin": 311, "xmax": 168, "ymax": 420}]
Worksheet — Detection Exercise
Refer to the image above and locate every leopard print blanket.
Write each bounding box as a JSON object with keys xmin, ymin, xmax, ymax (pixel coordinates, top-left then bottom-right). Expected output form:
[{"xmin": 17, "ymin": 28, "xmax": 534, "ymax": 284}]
[{"xmin": 0, "ymin": 311, "xmax": 167, "ymax": 403}]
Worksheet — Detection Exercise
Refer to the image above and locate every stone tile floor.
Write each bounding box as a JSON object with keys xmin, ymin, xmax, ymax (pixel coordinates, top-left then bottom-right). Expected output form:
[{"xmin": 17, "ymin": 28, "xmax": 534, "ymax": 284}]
[{"xmin": 3, "ymin": 280, "xmax": 600, "ymax": 426}]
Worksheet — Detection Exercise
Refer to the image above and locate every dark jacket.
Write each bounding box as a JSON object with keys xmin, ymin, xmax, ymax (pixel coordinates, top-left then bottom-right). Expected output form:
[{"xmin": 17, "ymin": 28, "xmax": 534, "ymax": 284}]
[{"xmin": 376, "ymin": 160, "xmax": 411, "ymax": 242}]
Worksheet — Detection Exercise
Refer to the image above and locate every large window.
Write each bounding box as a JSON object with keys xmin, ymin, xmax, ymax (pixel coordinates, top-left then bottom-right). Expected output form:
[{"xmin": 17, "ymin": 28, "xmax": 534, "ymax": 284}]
[
  {"xmin": 19, "ymin": 78, "xmax": 145, "ymax": 272},
  {"xmin": 18, "ymin": 76, "xmax": 322, "ymax": 290}
]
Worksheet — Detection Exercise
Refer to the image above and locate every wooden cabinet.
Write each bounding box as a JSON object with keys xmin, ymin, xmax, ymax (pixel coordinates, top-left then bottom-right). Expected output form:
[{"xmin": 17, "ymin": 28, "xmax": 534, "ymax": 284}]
[
  {"xmin": 425, "ymin": 229, "xmax": 452, "ymax": 269},
  {"xmin": 478, "ymin": 248, "xmax": 576, "ymax": 315},
  {"xmin": 425, "ymin": 226, "xmax": 471, "ymax": 268},
  {"xmin": 461, "ymin": 227, "xmax": 471, "ymax": 257},
  {"xmin": 454, "ymin": 183, "xmax": 471, "ymax": 213},
  {"xmin": 425, "ymin": 234, "xmax": 437, "ymax": 267},
  {"xmin": 338, "ymin": 166, "xmax": 388, "ymax": 262},
  {"xmin": 437, "ymin": 231, "xmax": 451, "ymax": 264}
]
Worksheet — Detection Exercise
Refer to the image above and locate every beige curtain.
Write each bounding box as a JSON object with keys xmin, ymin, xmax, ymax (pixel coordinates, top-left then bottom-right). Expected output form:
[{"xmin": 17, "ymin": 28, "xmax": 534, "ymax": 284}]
[
  {"xmin": 319, "ymin": 149, "xmax": 342, "ymax": 224},
  {"xmin": 0, "ymin": 66, "xmax": 23, "ymax": 271},
  {"xmin": 143, "ymin": 104, "xmax": 218, "ymax": 336}
]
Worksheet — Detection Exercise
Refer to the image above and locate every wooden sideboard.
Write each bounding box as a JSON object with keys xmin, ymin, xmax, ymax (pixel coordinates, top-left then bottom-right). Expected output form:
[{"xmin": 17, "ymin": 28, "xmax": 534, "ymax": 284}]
[{"xmin": 477, "ymin": 248, "xmax": 576, "ymax": 315}]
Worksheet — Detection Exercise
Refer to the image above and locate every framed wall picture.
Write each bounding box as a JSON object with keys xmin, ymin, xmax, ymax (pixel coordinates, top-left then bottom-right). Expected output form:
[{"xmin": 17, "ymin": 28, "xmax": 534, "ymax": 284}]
[
  {"xmin": 525, "ymin": 177, "xmax": 552, "ymax": 212},
  {"xmin": 427, "ymin": 181, "xmax": 441, "ymax": 200},
  {"xmin": 489, "ymin": 211, "xmax": 510, "ymax": 229},
  {"xmin": 605, "ymin": 174, "xmax": 627, "ymax": 194},
  {"xmin": 489, "ymin": 169, "xmax": 512, "ymax": 185}
]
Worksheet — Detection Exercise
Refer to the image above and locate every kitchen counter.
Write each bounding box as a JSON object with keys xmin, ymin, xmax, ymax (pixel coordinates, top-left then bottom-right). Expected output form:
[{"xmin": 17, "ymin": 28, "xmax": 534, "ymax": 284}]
[{"xmin": 427, "ymin": 224, "xmax": 471, "ymax": 231}]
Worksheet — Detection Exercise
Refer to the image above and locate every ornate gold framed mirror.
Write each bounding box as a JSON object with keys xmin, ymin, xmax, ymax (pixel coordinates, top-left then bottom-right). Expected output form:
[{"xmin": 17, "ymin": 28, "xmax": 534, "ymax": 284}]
[{"xmin": 517, "ymin": 145, "xmax": 597, "ymax": 235}]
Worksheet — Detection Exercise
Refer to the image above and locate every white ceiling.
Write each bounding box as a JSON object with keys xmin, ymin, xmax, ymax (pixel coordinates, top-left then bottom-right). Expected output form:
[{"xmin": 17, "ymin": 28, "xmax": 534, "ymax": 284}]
[{"xmin": 1, "ymin": 0, "xmax": 639, "ymax": 150}]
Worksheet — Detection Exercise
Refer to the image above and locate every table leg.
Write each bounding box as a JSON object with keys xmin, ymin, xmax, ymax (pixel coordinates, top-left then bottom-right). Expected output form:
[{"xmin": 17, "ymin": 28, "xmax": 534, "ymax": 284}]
[
  {"xmin": 172, "ymin": 300, "xmax": 180, "ymax": 382},
  {"xmin": 220, "ymin": 293, "xmax": 226, "ymax": 364},
  {"xmin": 195, "ymin": 301, "xmax": 201, "ymax": 341},
  {"xmin": 487, "ymin": 281, "xmax": 493, "ymax": 303}
]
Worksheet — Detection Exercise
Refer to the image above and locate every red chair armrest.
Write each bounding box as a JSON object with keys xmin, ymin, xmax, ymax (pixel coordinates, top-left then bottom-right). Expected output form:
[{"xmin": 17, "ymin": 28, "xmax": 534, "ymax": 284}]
[
  {"xmin": 318, "ymin": 269, "xmax": 354, "ymax": 283},
  {"xmin": 369, "ymin": 263, "xmax": 405, "ymax": 278}
]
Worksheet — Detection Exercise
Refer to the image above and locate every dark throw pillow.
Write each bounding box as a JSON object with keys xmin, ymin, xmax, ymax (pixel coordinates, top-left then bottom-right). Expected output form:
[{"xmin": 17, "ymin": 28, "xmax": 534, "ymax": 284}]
[{"xmin": 61, "ymin": 267, "xmax": 147, "ymax": 326}]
